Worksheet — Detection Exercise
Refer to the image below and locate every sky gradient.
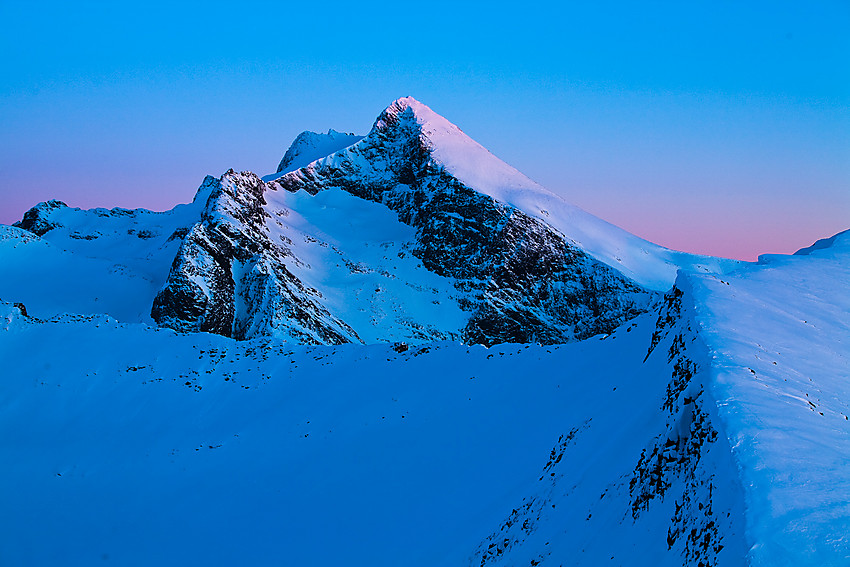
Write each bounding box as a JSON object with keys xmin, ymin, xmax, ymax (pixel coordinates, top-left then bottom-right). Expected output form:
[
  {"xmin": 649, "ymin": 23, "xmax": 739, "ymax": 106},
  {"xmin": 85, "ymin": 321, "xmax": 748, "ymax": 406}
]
[{"xmin": 1, "ymin": 1, "xmax": 848, "ymax": 260}]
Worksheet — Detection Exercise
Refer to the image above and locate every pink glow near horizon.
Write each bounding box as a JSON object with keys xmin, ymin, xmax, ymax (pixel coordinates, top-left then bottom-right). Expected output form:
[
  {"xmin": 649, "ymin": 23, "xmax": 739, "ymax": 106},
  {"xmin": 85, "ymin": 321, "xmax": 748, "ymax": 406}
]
[
  {"xmin": 1, "ymin": 2, "xmax": 847, "ymax": 263},
  {"xmin": 1, "ymin": 151, "xmax": 845, "ymax": 263}
]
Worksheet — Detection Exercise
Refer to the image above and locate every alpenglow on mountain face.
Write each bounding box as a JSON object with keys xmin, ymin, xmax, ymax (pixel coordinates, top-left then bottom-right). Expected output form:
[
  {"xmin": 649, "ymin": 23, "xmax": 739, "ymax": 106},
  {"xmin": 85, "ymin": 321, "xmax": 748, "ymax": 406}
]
[
  {"xmin": 9, "ymin": 97, "xmax": 733, "ymax": 346},
  {"xmin": 2, "ymin": 97, "xmax": 847, "ymax": 567}
]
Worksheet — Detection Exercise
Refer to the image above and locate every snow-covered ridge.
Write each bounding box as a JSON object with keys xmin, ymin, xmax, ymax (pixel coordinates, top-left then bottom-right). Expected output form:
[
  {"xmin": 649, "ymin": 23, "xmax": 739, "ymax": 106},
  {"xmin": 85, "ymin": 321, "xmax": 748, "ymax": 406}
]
[
  {"xmin": 792, "ymin": 228, "xmax": 849, "ymax": 257},
  {"xmin": 152, "ymin": 170, "xmax": 361, "ymax": 344},
  {"xmin": 266, "ymin": 129, "xmax": 363, "ymax": 180}
]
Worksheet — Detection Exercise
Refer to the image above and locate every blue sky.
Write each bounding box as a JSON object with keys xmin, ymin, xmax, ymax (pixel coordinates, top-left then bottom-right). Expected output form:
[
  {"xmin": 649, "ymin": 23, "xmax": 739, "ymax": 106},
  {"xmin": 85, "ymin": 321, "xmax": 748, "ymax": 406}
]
[{"xmin": 1, "ymin": 1, "xmax": 848, "ymax": 259}]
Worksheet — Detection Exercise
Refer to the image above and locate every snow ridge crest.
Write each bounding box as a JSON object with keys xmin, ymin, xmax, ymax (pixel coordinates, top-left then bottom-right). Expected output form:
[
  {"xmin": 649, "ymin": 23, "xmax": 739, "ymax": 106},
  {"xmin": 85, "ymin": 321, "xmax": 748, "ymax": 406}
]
[{"xmin": 275, "ymin": 129, "xmax": 363, "ymax": 175}]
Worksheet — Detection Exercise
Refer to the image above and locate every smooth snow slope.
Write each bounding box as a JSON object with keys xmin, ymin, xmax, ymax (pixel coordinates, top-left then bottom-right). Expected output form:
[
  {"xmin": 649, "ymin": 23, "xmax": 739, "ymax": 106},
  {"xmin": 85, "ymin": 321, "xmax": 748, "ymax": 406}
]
[
  {"xmin": 0, "ymin": 222, "xmax": 178, "ymax": 323},
  {"xmin": 262, "ymin": 185, "xmax": 469, "ymax": 343},
  {"xmin": 0, "ymin": 195, "xmax": 205, "ymax": 323},
  {"xmin": 0, "ymin": 307, "xmax": 660, "ymax": 565}
]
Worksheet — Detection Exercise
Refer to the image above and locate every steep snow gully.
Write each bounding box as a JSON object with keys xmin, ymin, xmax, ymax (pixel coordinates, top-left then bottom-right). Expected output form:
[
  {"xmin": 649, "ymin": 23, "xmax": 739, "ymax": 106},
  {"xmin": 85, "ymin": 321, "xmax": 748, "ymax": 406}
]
[{"xmin": 0, "ymin": 97, "xmax": 847, "ymax": 566}]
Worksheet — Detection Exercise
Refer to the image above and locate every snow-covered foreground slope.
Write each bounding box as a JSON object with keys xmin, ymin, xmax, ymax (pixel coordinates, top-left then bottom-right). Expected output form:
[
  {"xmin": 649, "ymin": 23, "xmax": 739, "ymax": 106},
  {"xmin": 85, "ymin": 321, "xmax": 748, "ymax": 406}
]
[
  {"xmin": 1, "ymin": 230, "xmax": 845, "ymax": 565},
  {"xmin": 0, "ymin": 305, "xmax": 736, "ymax": 566}
]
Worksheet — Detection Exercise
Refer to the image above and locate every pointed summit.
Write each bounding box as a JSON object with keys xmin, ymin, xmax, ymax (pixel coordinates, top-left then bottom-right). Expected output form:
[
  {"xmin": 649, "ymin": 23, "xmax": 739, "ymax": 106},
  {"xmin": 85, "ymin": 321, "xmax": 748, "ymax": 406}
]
[
  {"xmin": 371, "ymin": 96, "xmax": 448, "ymax": 132},
  {"xmin": 371, "ymin": 96, "xmax": 562, "ymax": 204}
]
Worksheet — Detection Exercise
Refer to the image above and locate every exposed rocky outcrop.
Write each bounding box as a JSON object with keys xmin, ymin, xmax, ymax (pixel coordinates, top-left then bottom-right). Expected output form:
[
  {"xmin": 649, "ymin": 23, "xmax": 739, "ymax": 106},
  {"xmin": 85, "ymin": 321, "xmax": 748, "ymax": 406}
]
[
  {"xmin": 151, "ymin": 171, "xmax": 360, "ymax": 344},
  {"xmin": 13, "ymin": 199, "xmax": 68, "ymax": 236}
]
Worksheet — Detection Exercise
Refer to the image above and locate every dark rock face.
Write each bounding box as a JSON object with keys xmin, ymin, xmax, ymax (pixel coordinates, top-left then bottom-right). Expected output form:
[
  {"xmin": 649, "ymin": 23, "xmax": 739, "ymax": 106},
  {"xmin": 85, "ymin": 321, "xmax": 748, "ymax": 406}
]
[
  {"xmin": 275, "ymin": 101, "xmax": 655, "ymax": 345},
  {"xmin": 151, "ymin": 172, "xmax": 360, "ymax": 344},
  {"xmin": 13, "ymin": 302, "xmax": 28, "ymax": 317},
  {"xmin": 13, "ymin": 200, "xmax": 68, "ymax": 235}
]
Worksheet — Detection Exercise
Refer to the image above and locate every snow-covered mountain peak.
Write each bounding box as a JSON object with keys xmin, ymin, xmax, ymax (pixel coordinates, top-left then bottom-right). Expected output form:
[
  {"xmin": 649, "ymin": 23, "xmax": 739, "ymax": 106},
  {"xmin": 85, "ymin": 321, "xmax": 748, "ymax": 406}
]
[
  {"xmin": 270, "ymin": 129, "xmax": 362, "ymax": 178},
  {"xmin": 372, "ymin": 96, "xmax": 444, "ymax": 128},
  {"xmin": 371, "ymin": 95, "xmax": 422, "ymax": 127},
  {"xmin": 275, "ymin": 97, "xmax": 739, "ymax": 291},
  {"xmin": 372, "ymin": 96, "xmax": 558, "ymax": 201}
]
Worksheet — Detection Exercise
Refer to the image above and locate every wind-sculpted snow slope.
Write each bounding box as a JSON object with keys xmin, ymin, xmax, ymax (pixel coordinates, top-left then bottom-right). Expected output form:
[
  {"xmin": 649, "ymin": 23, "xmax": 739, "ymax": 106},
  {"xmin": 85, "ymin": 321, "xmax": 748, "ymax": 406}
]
[{"xmin": 687, "ymin": 230, "xmax": 850, "ymax": 566}]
